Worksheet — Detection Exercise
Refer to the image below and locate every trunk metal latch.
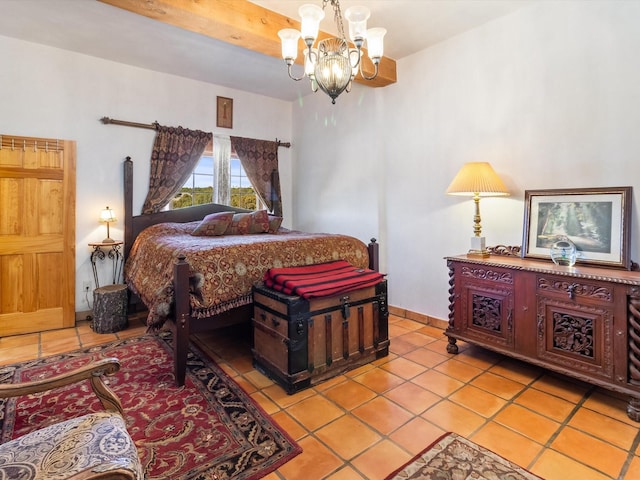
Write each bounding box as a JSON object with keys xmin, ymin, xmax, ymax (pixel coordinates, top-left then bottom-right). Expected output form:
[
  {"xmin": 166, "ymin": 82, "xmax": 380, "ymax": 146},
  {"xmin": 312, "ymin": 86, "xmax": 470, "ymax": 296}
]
[{"xmin": 341, "ymin": 295, "xmax": 351, "ymax": 320}]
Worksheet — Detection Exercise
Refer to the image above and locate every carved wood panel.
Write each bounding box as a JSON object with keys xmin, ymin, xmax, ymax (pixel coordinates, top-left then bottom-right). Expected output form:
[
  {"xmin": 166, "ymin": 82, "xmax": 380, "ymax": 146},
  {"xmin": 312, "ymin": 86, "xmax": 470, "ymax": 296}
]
[
  {"xmin": 538, "ymin": 275, "xmax": 613, "ymax": 303},
  {"xmin": 537, "ymin": 296, "xmax": 612, "ymax": 379},
  {"xmin": 461, "ymin": 265, "xmax": 513, "ymax": 284},
  {"xmin": 461, "ymin": 282, "xmax": 514, "ymax": 348}
]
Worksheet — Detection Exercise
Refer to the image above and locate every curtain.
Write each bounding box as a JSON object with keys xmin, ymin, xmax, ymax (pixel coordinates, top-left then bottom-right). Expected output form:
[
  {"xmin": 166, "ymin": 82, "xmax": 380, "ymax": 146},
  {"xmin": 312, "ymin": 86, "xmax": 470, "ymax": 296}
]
[
  {"xmin": 141, "ymin": 126, "xmax": 212, "ymax": 214},
  {"xmin": 230, "ymin": 136, "xmax": 282, "ymax": 216},
  {"xmin": 213, "ymin": 135, "xmax": 231, "ymax": 206}
]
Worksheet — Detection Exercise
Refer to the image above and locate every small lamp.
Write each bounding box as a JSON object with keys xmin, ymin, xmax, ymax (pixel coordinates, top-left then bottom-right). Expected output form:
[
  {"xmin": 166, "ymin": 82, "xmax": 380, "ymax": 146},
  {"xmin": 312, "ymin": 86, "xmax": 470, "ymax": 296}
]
[
  {"xmin": 99, "ymin": 206, "xmax": 117, "ymax": 244},
  {"xmin": 446, "ymin": 162, "xmax": 509, "ymax": 257}
]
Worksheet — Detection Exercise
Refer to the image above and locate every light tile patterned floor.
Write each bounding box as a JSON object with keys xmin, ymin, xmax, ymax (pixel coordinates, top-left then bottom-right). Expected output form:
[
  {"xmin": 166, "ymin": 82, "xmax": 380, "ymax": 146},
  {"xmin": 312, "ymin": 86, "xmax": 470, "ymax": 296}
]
[{"xmin": 1, "ymin": 314, "xmax": 640, "ymax": 479}]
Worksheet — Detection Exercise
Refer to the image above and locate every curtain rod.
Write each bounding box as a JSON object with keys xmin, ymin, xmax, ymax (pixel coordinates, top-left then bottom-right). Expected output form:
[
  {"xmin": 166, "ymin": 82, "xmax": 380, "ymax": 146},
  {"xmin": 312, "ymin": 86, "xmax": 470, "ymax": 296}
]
[
  {"xmin": 100, "ymin": 116, "xmax": 159, "ymax": 130},
  {"xmin": 100, "ymin": 116, "xmax": 291, "ymax": 148},
  {"xmin": 275, "ymin": 139, "xmax": 291, "ymax": 148}
]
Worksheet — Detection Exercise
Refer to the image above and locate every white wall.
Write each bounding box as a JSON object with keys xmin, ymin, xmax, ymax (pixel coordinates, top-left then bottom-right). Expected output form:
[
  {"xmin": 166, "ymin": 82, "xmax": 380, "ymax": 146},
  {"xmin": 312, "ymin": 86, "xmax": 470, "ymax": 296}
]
[
  {"xmin": 291, "ymin": 1, "xmax": 640, "ymax": 321},
  {"xmin": 0, "ymin": 35, "xmax": 293, "ymax": 313},
  {"xmin": 291, "ymin": 87, "xmax": 384, "ymax": 241}
]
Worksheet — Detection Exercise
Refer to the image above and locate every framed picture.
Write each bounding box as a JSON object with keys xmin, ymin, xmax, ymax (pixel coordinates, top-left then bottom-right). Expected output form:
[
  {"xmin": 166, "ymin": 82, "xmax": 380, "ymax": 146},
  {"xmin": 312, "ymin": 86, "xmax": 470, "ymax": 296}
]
[
  {"xmin": 216, "ymin": 96, "xmax": 233, "ymax": 129},
  {"xmin": 522, "ymin": 187, "xmax": 632, "ymax": 269}
]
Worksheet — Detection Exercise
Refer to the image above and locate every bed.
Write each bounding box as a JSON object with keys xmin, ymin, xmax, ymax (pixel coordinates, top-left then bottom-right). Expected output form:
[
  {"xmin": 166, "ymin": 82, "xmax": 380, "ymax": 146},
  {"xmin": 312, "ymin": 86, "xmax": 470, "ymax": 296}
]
[{"xmin": 122, "ymin": 157, "xmax": 381, "ymax": 385}]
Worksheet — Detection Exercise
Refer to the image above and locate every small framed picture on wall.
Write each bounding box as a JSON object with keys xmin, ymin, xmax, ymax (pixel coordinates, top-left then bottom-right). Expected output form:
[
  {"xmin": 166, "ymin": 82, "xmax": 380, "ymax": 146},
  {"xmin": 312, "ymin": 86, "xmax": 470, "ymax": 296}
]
[{"xmin": 216, "ymin": 96, "xmax": 233, "ymax": 129}]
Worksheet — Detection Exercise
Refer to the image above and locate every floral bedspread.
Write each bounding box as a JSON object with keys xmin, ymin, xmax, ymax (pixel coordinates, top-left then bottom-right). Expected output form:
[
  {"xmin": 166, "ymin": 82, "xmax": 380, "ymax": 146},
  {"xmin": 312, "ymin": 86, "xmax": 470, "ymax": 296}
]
[{"xmin": 124, "ymin": 222, "xmax": 370, "ymax": 329}]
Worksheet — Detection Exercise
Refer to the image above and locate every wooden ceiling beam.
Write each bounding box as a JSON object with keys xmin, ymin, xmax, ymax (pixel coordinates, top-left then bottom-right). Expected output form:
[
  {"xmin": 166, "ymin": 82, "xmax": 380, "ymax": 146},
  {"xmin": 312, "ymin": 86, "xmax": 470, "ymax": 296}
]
[{"xmin": 98, "ymin": 0, "xmax": 397, "ymax": 88}]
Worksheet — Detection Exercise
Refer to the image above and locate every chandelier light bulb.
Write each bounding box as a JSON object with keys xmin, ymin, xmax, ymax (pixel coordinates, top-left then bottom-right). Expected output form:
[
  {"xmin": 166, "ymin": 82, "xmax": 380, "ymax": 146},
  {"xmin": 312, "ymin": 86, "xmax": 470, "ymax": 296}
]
[
  {"xmin": 278, "ymin": 29, "xmax": 301, "ymax": 63},
  {"xmin": 299, "ymin": 4, "xmax": 324, "ymax": 46},
  {"xmin": 344, "ymin": 6, "xmax": 370, "ymax": 47},
  {"xmin": 366, "ymin": 27, "xmax": 386, "ymax": 61}
]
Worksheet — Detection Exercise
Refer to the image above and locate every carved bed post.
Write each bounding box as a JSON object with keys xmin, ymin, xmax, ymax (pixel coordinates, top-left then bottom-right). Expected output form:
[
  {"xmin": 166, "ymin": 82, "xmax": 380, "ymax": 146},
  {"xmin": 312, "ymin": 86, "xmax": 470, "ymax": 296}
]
[
  {"xmin": 173, "ymin": 255, "xmax": 191, "ymax": 386},
  {"xmin": 123, "ymin": 157, "xmax": 134, "ymax": 261},
  {"xmin": 368, "ymin": 238, "xmax": 379, "ymax": 272}
]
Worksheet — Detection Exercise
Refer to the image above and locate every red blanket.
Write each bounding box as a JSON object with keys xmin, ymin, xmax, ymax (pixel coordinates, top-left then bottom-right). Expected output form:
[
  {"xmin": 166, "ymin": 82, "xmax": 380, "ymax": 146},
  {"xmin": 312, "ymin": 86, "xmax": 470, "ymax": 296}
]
[{"xmin": 264, "ymin": 260, "xmax": 384, "ymax": 298}]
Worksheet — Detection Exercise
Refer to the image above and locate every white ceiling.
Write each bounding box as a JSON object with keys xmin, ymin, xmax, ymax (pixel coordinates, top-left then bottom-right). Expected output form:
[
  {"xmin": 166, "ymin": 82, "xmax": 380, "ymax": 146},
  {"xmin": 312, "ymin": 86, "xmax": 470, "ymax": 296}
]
[{"xmin": 0, "ymin": 0, "xmax": 535, "ymax": 101}]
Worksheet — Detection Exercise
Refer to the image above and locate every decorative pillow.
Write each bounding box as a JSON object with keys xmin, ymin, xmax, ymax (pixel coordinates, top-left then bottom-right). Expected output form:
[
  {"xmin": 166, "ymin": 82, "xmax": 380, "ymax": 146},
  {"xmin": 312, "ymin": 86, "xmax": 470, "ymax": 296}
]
[
  {"xmin": 268, "ymin": 215, "xmax": 283, "ymax": 233},
  {"xmin": 226, "ymin": 210, "xmax": 270, "ymax": 235},
  {"xmin": 250, "ymin": 210, "xmax": 271, "ymax": 233},
  {"xmin": 226, "ymin": 213, "xmax": 252, "ymax": 235},
  {"xmin": 191, "ymin": 211, "xmax": 234, "ymax": 236}
]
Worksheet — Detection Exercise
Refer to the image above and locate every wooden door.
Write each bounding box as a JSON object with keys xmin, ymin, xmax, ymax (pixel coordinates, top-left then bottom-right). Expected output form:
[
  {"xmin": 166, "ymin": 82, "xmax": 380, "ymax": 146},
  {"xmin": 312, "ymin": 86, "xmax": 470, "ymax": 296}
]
[{"xmin": 0, "ymin": 135, "xmax": 76, "ymax": 336}]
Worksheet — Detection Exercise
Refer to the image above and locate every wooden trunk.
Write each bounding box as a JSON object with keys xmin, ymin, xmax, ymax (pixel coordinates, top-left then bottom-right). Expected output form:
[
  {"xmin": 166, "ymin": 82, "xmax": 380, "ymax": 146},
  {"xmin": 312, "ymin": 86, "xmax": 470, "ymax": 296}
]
[
  {"xmin": 93, "ymin": 284, "xmax": 128, "ymax": 333},
  {"xmin": 252, "ymin": 280, "xmax": 389, "ymax": 393}
]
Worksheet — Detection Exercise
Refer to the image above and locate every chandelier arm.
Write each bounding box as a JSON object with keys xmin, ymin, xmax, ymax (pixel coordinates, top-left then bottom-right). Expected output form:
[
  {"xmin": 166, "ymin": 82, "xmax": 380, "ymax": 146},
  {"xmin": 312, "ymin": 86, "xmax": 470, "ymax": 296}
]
[
  {"xmin": 308, "ymin": 47, "xmax": 318, "ymax": 64},
  {"xmin": 348, "ymin": 48, "xmax": 362, "ymax": 70},
  {"xmin": 286, "ymin": 63, "xmax": 306, "ymax": 82},
  {"xmin": 359, "ymin": 59, "xmax": 380, "ymax": 81}
]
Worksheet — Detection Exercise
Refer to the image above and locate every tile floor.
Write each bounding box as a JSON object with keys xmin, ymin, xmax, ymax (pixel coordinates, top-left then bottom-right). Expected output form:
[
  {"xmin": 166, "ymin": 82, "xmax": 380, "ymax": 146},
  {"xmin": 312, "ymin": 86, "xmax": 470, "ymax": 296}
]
[{"xmin": 1, "ymin": 314, "xmax": 640, "ymax": 480}]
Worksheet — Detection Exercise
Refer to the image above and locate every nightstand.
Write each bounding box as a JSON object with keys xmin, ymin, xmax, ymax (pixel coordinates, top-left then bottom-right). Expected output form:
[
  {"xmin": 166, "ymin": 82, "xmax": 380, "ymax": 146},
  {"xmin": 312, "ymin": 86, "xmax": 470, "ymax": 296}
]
[
  {"xmin": 89, "ymin": 240, "xmax": 127, "ymax": 333},
  {"xmin": 89, "ymin": 240, "xmax": 124, "ymax": 288}
]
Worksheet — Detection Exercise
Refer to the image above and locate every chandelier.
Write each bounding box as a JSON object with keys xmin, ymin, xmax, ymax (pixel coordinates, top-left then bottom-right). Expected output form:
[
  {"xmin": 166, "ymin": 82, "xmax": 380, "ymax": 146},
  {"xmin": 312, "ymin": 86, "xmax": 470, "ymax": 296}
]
[{"xmin": 278, "ymin": 1, "xmax": 386, "ymax": 104}]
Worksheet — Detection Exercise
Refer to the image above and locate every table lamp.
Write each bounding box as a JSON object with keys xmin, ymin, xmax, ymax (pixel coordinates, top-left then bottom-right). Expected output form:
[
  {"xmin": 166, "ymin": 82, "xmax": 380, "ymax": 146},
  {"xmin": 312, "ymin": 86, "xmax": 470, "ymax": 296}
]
[
  {"xmin": 99, "ymin": 206, "xmax": 117, "ymax": 243},
  {"xmin": 446, "ymin": 162, "xmax": 509, "ymax": 257}
]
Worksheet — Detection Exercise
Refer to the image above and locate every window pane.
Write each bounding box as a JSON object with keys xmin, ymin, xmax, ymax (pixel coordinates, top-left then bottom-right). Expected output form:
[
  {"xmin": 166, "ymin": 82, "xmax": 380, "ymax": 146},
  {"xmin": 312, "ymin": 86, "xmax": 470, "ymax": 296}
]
[
  {"xmin": 172, "ymin": 153, "xmax": 263, "ymax": 211},
  {"xmin": 194, "ymin": 156, "xmax": 213, "ymax": 174},
  {"xmin": 193, "ymin": 174, "xmax": 212, "ymax": 189},
  {"xmin": 231, "ymin": 158, "xmax": 244, "ymax": 188},
  {"xmin": 230, "ymin": 158, "xmax": 258, "ymax": 210}
]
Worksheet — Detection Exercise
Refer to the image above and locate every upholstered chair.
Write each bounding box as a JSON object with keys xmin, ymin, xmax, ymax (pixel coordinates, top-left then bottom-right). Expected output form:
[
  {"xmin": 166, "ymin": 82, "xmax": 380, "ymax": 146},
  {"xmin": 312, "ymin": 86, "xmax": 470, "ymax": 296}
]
[{"xmin": 0, "ymin": 357, "xmax": 144, "ymax": 479}]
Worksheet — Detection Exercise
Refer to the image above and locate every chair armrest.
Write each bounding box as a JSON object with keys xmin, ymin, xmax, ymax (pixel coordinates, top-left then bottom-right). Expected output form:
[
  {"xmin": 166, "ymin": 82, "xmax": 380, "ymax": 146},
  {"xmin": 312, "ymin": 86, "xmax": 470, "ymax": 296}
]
[{"xmin": 0, "ymin": 357, "xmax": 125, "ymax": 416}]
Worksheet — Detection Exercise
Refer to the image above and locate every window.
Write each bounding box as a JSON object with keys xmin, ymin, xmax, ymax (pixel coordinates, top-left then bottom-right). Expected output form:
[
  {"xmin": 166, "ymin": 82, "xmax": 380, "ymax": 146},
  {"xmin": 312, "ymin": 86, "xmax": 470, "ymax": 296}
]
[
  {"xmin": 172, "ymin": 154, "xmax": 214, "ymax": 209},
  {"xmin": 230, "ymin": 157, "xmax": 260, "ymax": 210},
  {"xmin": 171, "ymin": 148, "xmax": 264, "ymax": 211}
]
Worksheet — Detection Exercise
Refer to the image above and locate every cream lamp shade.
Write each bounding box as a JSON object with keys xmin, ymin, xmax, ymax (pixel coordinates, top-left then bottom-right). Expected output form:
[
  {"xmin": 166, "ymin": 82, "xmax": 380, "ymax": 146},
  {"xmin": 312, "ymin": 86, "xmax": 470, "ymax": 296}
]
[
  {"xmin": 99, "ymin": 206, "xmax": 117, "ymax": 243},
  {"xmin": 446, "ymin": 162, "xmax": 509, "ymax": 256}
]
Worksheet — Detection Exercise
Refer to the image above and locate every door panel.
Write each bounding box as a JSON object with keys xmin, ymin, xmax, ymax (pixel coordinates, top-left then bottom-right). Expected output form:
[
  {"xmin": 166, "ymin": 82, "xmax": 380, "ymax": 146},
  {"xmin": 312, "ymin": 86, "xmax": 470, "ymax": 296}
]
[
  {"xmin": 0, "ymin": 255, "xmax": 22, "ymax": 313},
  {"xmin": 0, "ymin": 135, "xmax": 75, "ymax": 336},
  {"xmin": 0, "ymin": 178, "xmax": 21, "ymax": 234}
]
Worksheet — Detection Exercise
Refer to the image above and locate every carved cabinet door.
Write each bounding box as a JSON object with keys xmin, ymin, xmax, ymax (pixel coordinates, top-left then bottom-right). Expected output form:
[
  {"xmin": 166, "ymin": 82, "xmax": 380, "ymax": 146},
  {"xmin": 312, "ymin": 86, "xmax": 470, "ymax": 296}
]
[
  {"xmin": 536, "ymin": 275, "xmax": 614, "ymax": 381},
  {"xmin": 459, "ymin": 279, "xmax": 515, "ymax": 350}
]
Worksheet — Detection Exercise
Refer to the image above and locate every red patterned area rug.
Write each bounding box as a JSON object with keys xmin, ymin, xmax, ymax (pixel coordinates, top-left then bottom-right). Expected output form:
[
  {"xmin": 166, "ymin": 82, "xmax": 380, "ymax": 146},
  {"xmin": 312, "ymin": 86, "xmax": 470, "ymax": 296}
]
[
  {"xmin": 385, "ymin": 432, "xmax": 543, "ymax": 480},
  {"xmin": 0, "ymin": 333, "xmax": 301, "ymax": 480}
]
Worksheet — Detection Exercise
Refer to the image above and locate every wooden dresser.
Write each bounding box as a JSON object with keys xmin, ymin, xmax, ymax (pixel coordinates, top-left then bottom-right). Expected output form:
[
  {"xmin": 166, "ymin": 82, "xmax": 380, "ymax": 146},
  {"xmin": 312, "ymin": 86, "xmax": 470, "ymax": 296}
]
[{"xmin": 445, "ymin": 253, "xmax": 640, "ymax": 421}]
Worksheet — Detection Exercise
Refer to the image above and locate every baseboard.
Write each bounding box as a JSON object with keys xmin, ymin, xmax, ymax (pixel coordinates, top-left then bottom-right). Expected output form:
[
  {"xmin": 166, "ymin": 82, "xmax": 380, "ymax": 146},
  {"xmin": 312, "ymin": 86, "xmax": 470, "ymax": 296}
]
[
  {"xmin": 388, "ymin": 305, "xmax": 448, "ymax": 330},
  {"xmin": 76, "ymin": 305, "xmax": 447, "ymax": 330},
  {"xmin": 75, "ymin": 310, "xmax": 93, "ymax": 322}
]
